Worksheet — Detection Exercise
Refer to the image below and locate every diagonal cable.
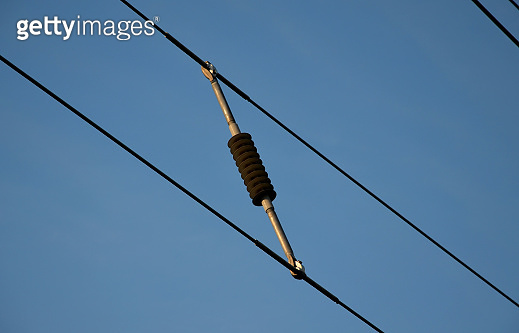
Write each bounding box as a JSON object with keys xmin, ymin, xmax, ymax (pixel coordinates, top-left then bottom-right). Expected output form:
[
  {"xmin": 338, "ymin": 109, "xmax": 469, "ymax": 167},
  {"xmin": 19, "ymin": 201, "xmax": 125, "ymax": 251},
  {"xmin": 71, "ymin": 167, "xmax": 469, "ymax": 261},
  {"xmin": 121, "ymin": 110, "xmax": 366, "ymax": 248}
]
[
  {"xmin": 120, "ymin": 0, "xmax": 519, "ymax": 308},
  {"xmin": 470, "ymin": 0, "xmax": 519, "ymax": 48},
  {"xmin": 510, "ymin": 0, "xmax": 519, "ymax": 11},
  {"xmin": 0, "ymin": 54, "xmax": 384, "ymax": 333}
]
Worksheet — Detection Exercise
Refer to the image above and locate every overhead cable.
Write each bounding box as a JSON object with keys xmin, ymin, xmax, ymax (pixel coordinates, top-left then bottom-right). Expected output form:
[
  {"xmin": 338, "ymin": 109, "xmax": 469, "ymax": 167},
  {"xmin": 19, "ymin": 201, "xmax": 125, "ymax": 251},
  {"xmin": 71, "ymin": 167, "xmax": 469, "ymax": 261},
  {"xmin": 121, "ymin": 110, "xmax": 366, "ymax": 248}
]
[
  {"xmin": 120, "ymin": 0, "xmax": 519, "ymax": 308},
  {"xmin": 0, "ymin": 54, "xmax": 384, "ymax": 333},
  {"xmin": 470, "ymin": 0, "xmax": 519, "ymax": 48}
]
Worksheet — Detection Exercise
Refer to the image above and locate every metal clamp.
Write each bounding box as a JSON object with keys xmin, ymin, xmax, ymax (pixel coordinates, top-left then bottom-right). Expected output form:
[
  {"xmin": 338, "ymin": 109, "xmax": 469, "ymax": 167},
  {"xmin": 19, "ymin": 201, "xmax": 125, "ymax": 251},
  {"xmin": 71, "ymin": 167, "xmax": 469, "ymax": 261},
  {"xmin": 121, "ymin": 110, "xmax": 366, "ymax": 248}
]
[
  {"xmin": 201, "ymin": 61, "xmax": 217, "ymax": 82},
  {"xmin": 290, "ymin": 259, "xmax": 305, "ymax": 280}
]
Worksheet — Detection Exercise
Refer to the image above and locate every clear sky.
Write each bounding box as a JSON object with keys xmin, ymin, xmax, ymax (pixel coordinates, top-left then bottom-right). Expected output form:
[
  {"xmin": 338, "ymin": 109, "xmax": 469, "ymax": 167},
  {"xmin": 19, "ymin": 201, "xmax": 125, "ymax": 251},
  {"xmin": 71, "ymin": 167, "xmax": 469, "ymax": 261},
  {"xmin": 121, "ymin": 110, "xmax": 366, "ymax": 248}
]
[{"xmin": 1, "ymin": 0, "xmax": 518, "ymax": 332}]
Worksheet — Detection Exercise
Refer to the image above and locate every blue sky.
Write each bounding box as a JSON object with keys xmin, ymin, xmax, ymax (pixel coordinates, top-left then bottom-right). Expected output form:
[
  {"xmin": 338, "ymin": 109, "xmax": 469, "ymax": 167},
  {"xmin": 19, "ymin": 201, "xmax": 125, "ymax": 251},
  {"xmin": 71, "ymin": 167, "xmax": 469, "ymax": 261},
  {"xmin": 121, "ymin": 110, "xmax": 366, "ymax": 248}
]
[{"xmin": 1, "ymin": 0, "xmax": 518, "ymax": 332}]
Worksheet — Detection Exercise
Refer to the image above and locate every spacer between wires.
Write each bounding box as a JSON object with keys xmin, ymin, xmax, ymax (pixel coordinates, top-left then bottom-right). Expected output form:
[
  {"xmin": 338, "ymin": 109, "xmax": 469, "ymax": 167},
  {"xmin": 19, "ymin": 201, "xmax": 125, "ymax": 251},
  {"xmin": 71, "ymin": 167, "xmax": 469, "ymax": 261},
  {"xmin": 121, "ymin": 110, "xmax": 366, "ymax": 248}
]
[{"xmin": 201, "ymin": 60, "xmax": 304, "ymax": 280}]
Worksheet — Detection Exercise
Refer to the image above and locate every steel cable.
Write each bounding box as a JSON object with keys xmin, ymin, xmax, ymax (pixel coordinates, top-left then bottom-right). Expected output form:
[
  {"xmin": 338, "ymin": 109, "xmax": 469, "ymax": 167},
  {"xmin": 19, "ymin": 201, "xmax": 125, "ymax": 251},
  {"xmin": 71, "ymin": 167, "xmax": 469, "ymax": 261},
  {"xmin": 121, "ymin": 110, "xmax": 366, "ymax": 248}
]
[{"xmin": 470, "ymin": 0, "xmax": 519, "ymax": 48}]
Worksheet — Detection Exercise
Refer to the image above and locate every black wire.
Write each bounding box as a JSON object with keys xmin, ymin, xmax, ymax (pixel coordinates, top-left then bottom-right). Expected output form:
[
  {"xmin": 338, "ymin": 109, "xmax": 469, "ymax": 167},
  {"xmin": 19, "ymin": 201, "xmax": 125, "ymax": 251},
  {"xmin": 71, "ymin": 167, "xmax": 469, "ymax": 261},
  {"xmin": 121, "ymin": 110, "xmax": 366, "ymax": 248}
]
[
  {"xmin": 470, "ymin": 0, "xmax": 519, "ymax": 48},
  {"xmin": 120, "ymin": 0, "xmax": 519, "ymax": 309},
  {"xmin": 0, "ymin": 54, "xmax": 384, "ymax": 333},
  {"xmin": 509, "ymin": 0, "xmax": 519, "ymax": 11}
]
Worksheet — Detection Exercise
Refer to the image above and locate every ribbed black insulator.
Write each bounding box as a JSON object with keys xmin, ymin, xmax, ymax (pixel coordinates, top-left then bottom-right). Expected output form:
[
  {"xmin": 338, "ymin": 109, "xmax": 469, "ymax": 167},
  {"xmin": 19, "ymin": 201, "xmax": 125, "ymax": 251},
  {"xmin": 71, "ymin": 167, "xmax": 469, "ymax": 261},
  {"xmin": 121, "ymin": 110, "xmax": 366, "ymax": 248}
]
[{"xmin": 228, "ymin": 133, "xmax": 276, "ymax": 206}]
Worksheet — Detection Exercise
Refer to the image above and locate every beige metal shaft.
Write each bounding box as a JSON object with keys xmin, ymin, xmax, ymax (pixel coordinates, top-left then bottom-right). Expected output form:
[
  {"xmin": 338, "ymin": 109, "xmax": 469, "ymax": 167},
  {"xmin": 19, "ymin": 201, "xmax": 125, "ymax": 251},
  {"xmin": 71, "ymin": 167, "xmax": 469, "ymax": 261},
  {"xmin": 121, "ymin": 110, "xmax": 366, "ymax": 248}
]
[
  {"xmin": 261, "ymin": 196, "xmax": 297, "ymax": 266},
  {"xmin": 201, "ymin": 64, "xmax": 240, "ymax": 136}
]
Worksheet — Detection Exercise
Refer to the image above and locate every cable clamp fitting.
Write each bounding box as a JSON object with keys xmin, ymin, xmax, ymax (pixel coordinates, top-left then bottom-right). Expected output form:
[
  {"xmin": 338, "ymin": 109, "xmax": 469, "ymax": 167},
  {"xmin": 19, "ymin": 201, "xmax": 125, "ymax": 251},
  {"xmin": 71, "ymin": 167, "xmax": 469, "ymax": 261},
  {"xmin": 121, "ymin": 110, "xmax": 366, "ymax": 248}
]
[
  {"xmin": 290, "ymin": 259, "xmax": 305, "ymax": 280},
  {"xmin": 202, "ymin": 61, "xmax": 218, "ymax": 82}
]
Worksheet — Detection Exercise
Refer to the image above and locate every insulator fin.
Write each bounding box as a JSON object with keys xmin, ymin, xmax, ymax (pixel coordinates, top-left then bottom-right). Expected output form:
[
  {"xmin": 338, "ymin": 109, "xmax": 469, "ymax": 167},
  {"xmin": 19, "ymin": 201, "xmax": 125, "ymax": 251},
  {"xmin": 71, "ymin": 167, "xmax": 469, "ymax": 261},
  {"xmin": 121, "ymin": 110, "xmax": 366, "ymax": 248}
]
[{"xmin": 228, "ymin": 133, "xmax": 276, "ymax": 206}]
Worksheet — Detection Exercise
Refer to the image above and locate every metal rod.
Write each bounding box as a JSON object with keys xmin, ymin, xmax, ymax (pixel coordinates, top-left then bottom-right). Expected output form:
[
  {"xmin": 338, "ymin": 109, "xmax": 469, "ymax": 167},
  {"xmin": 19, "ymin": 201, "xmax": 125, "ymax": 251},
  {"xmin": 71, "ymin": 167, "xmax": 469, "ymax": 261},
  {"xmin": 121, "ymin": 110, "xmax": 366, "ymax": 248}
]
[
  {"xmin": 202, "ymin": 64, "xmax": 240, "ymax": 136},
  {"xmin": 211, "ymin": 80, "xmax": 240, "ymax": 136},
  {"xmin": 261, "ymin": 196, "xmax": 296, "ymax": 263}
]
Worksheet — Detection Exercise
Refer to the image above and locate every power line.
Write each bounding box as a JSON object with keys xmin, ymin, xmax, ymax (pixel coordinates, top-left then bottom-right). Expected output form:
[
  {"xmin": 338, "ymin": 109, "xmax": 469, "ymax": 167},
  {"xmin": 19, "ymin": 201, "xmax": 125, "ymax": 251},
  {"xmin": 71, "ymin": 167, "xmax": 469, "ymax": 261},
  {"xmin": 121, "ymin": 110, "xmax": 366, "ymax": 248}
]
[
  {"xmin": 0, "ymin": 54, "xmax": 384, "ymax": 333},
  {"xmin": 120, "ymin": 0, "xmax": 519, "ymax": 309},
  {"xmin": 470, "ymin": 0, "xmax": 519, "ymax": 48},
  {"xmin": 509, "ymin": 0, "xmax": 519, "ymax": 11}
]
